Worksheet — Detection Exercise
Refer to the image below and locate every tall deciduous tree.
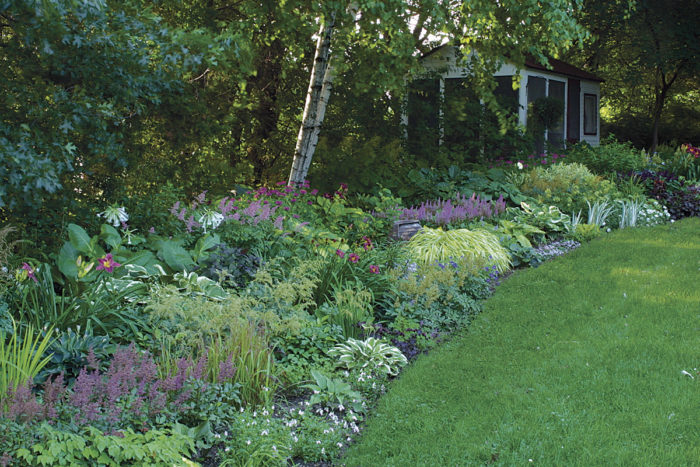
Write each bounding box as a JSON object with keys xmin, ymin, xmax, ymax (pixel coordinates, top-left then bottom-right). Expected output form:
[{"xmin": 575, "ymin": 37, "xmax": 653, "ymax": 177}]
[
  {"xmin": 288, "ymin": 0, "xmax": 588, "ymax": 184},
  {"xmin": 570, "ymin": 0, "xmax": 700, "ymax": 150}
]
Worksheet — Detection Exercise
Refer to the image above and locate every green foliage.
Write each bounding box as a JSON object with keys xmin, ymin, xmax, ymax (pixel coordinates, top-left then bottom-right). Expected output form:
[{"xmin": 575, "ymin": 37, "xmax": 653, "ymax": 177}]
[
  {"xmin": 384, "ymin": 262, "xmax": 492, "ymax": 331},
  {"xmin": 570, "ymin": 223, "xmax": 602, "ymax": 243},
  {"xmin": 36, "ymin": 327, "xmax": 115, "ymax": 386},
  {"xmin": 328, "ymin": 337, "xmax": 407, "ymax": 376},
  {"xmin": 408, "ymin": 227, "xmax": 511, "ymax": 273},
  {"xmin": 15, "ymin": 264, "xmax": 147, "ymax": 341},
  {"xmin": 654, "ymin": 143, "xmax": 700, "ymax": 182},
  {"xmin": 0, "ymin": 0, "xmax": 251, "ymax": 213},
  {"xmin": 565, "ymin": 138, "xmax": 649, "ymax": 175},
  {"xmin": 303, "ymin": 370, "xmax": 363, "ymax": 412},
  {"xmin": 148, "ymin": 290, "xmax": 277, "ymax": 406},
  {"xmin": 518, "ymin": 163, "xmax": 619, "ymax": 214},
  {"xmin": 398, "ymin": 166, "xmax": 526, "ymax": 206},
  {"xmin": 271, "ymin": 320, "xmax": 343, "ymax": 386},
  {"xmin": 16, "ymin": 423, "xmax": 196, "ymax": 466},
  {"xmin": 315, "ymin": 284, "xmax": 374, "ymax": 339},
  {"xmin": 0, "ymin": 322, "xmax": 54, "ymax": 409},
  {"xmin": 218, "ymin": 408, "xmax": 291, "ymax": 467}
]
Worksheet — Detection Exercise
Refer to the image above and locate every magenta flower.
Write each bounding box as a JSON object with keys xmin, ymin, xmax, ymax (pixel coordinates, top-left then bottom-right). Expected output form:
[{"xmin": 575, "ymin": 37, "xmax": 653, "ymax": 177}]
[
  {"xmin": 336, "ymin": 249, "xmax": 345, "ymax": 258},
  {"xmin": 21, "ymin": 262, "xmax": 38, "ymax": 283},
  {"xmin": 348, "ymin": 253, "xmax": 359, "ymax": 263},
  {"xmin": 369, "ymin": 265, "xmax": 380, "ymax": 274},
  {"xmin": 96, "ymin": 254, "xmax": 121, "ymax": 273}
]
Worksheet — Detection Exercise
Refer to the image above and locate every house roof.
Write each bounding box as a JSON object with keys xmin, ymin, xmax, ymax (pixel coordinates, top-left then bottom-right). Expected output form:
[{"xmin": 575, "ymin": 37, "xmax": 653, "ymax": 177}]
[
  {"xmin": 524, "ymin": 57, "xmax": 604, "ymax": 82},
  {"xmin": 420, "ymin": 45, "xmax": 604, "ymax": 82}
]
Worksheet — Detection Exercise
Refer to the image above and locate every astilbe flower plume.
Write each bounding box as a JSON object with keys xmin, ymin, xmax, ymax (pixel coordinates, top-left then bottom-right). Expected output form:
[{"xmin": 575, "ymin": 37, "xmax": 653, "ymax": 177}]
[{"xmin": 400, "ymin": 193, "xmax": 506, "ymax": 226}]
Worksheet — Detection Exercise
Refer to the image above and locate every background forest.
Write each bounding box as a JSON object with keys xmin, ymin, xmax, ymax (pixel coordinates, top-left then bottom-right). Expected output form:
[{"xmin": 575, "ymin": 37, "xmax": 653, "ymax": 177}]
[{"xmin": 1, "ymin": 0, "xmax": 698, "ymax": 245}]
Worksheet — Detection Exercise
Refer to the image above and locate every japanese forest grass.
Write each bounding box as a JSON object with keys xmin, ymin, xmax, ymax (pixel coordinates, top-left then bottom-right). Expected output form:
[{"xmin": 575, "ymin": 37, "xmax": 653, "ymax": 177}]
[{"xmin": 344, "ymin": 218, "xmax": 700, "ymax": 466}]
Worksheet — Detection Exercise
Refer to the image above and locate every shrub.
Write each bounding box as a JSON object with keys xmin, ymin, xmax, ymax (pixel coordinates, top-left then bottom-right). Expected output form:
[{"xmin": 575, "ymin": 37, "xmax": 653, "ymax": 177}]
[
  {"xmin": 565, "ymin": 138, "xmax": 648, "ymax": 175},
  {"xmin": 518, "ymin": 162, "xmax": 619, "ymax": 214},
  {"xmin": 407, "ymin": 227, "xmax": 511, "ymax": 273}
]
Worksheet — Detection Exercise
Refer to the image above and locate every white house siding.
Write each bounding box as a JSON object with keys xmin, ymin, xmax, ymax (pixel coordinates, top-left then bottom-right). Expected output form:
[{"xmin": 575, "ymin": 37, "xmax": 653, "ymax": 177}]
[{"xmin": 580, "ymin": 81, "xmax": 601, "ymax": 146}]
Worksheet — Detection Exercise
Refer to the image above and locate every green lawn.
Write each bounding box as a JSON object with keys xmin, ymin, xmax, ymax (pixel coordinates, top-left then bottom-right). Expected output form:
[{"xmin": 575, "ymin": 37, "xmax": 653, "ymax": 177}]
[{"xmin": 344, "ymin": 218, "xmax": 700, "ymax": 466}]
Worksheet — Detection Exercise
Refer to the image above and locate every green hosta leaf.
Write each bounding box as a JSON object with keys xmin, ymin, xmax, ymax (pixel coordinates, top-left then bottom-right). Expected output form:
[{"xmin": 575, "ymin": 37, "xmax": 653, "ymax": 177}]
[
  {"xmin": 58, "ymin": 242, "xmax": 79, "ymax": 278},
  {"xmin": 100, "ymin": 224, "xmax": 122, "ymax": 250},
  {"xmin": 191, "ymin": 233, "xmax": 220, "ymax": 263},
  {"xmin": 67, "ymin": 223, "xmax": 92, "ymax": 254},
  {"xmin": 159, "ymin": 240, "xmax": 195, "ymax": 272}
]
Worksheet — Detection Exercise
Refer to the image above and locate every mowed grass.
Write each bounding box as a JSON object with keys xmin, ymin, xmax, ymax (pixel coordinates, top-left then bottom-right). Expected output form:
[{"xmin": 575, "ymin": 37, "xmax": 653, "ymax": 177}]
[{"xmin": 343, "ymin": 218, "xmax": 700, "ymax": 466}]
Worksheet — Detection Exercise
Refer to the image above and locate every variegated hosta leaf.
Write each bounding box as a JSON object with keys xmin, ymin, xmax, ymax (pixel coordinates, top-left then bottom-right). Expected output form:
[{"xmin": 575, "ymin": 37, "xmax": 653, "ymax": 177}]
[{"xmin": 329, "ymin": 337, "xmax": 408, "ymax": 376}]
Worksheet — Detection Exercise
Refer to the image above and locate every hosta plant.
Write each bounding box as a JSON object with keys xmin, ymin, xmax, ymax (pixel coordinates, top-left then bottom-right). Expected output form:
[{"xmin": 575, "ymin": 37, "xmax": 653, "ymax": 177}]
[
  {"xmin": 303, "ymin": 369, "xmax": 363, "ymax": 412},
  {"xmin": 328, "ymin": 337, "xmax": 408, "ymax": 376},
  {"xmin": 407, "ymin": 227, "xmax": 511, "ymax": 273}
]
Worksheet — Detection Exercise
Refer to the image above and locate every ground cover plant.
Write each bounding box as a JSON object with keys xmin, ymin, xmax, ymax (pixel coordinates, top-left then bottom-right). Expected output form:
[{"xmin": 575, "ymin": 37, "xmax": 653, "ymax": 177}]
[{"xmin": 343, "ymin": 218, "xmax": 700, "ymax": 465}]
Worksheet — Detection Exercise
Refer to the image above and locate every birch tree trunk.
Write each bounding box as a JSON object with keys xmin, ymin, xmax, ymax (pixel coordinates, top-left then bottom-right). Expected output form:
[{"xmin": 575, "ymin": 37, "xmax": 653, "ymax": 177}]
[{"xmin": 288, "ymin": 13, "xmax": 336, "ymax": 185}]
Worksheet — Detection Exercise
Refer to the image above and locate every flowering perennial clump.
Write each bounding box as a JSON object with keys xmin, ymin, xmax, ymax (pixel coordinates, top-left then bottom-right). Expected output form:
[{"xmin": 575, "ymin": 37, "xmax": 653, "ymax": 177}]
[{"xmin": 400, "ymin": 193, "xmax": 506, "ymax": 226}]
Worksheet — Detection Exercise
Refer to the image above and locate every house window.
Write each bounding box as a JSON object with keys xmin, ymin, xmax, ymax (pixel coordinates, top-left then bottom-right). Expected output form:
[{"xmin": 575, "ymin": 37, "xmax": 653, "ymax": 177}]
[
  {"xmin": 527, "ymin": 76, "xmax": 566, "ymax": 151},
  {"xmin": 583, "ymin": 93, "xmax": 598, "ymax": 135},
  {"xmin": 547, "ymin": 80, "xmax": 566, "ymax": 145}
]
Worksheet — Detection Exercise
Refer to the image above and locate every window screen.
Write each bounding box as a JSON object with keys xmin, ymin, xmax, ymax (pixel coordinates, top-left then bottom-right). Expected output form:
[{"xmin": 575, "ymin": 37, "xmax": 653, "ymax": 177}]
[{"xmin": 548, "ymin": 80, "xmax": 565, "ymax": 146}]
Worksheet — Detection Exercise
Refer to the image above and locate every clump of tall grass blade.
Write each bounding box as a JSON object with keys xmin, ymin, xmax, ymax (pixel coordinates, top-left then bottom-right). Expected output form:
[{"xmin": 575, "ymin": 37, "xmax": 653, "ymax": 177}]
[
  {"xmin": 407, "ymin": 227, "xmax": 511, "ymax": 273},
  {"xmin": 0, "ymin": 321, "xmax": 55, "ymax": 410}
]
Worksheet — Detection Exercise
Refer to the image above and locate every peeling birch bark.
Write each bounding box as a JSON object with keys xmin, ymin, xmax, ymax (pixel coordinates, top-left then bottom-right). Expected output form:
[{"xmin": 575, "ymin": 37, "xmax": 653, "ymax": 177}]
[{"xmin": 288, "ymin": 13, "xmax": 336, "ymax": 185}]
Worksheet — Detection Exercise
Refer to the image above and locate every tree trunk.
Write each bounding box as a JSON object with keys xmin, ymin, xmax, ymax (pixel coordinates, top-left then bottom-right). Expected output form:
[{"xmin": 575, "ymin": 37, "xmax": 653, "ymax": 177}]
[
  {"xmin": 649, "ymin": 68, "xmax": 680, "ymax": 153},
  {"xmin": 288, "ymin": 13, "xmax": 336, "ymax": 185}
]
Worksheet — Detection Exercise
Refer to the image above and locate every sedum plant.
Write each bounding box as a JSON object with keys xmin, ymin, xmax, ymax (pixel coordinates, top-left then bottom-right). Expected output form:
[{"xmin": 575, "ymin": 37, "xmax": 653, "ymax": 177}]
[
  {"xmin": 407, "ymin": 227, "xmax": 511, "ymax": 273},
  {"xmin": 328, "ymin": 337, "xmax": 407, "ymax": 376}
]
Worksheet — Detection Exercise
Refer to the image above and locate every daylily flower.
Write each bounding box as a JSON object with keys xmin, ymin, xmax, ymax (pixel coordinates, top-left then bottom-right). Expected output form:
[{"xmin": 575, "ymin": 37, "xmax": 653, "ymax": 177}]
[
  {"xmin": 336, "ymin": 249, "xmax": 345, "ymax": 258},
  {"xmin": 96, "ymin": 253, "xmax": 121, "ymax": 273},
  {"xmin": 19, "ymin": 262, "xmax": 38, "ymax": 283},
  {"xmin": 348, "ymin": 253, "xmax": 359, "ymax": 263},
  {"xmin": 369, "ymin": 265, "xmax": 380, "ymax": 274}
]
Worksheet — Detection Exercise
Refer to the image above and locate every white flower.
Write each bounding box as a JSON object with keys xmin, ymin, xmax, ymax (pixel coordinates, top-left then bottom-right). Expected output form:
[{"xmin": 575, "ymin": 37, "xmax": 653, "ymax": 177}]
[
  {"xmin": 97, "ymin": 205, "xmax": 128, "ymax": 227},
  {"xmin": 260, "ymin": 429, "xmax": 269, "ymax": 436},
  {"xmin": 246, "ymin": 440, "xmax": 251, "ymax": 445},
  {"xmin": 198, "ymin": 209, "xmax": 224, "ymax": 233},
  {"xmin": 517, "ymin": 162, "xmax": 524, "ymax": 170}
]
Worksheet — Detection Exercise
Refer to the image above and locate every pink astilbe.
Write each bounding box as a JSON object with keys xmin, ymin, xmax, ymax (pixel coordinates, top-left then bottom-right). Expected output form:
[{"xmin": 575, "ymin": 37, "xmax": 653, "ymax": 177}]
[{"xmin": 400, "ymin": 193, "xmax": 506, "ymax": 226}]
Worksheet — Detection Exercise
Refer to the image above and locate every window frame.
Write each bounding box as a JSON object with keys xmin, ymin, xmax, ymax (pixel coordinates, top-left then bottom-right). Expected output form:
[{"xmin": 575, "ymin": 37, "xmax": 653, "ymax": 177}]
[{"xmin": 583, "ymin": 93, "xmax": 598, "ymax": 136}]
